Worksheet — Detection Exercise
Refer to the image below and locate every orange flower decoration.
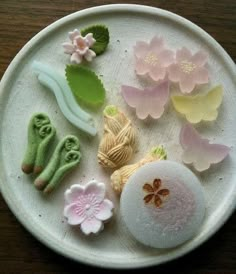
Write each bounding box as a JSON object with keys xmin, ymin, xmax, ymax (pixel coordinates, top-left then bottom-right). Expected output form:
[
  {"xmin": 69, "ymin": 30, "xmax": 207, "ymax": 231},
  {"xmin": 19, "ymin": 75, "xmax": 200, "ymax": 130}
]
[{"xmin": 143, "ymin": 178, "xmax": 170, "ymax": 207}]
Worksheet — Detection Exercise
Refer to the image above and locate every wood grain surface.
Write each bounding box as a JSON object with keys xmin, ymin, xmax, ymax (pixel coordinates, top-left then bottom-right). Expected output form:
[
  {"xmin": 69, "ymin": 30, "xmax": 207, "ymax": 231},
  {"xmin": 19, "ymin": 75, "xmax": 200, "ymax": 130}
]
[{"xmin": 0, "ymin": 0, "xmax": 235, "ymax": 273}]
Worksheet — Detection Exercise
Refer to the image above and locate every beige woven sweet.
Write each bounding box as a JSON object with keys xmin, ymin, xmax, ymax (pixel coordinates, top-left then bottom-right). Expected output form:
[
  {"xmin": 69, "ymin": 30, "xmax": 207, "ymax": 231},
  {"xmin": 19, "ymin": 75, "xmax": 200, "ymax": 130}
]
[
  {"xmin": 98, "ymin": 105, "xmax": 136, "ymax": 169},
  {"xmin": 110, "ymin": 146, "xmax": 167, "ymax": 194}
]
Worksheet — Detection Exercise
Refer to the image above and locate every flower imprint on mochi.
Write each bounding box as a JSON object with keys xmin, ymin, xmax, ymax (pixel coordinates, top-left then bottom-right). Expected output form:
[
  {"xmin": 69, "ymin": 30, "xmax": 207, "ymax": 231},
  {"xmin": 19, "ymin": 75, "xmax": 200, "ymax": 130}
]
[
  {"xmin": 143, "ymin": 178, "xmax": 170, "ymax": 208},
  {"xmin": 64, "ymin": 180, "xmax": 114, "ymax": 235}
]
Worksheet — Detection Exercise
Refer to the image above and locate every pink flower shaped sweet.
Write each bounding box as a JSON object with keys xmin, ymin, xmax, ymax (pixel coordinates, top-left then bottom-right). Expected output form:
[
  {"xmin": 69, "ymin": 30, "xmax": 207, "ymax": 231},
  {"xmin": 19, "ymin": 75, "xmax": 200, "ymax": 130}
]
[
  {"xmin": 64, "ymin": 180, "xmax": 114, "ymax": 235},
  {"xmin": 134, "ymin": 36, "xmax": 174, "ymax": 82},
  {"xmin": 62, "ymin": 29, "xmax": 96, "ymax": 64},
  {"xmin": 168, "ymin": 47, "xmax": 209, "ymax": 93}
]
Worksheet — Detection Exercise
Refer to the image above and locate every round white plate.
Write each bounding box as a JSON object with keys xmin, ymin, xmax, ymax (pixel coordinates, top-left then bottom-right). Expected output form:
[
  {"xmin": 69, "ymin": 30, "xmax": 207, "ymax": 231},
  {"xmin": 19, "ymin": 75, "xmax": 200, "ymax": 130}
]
[{"xmin": 0, "ymin": 4, "xmax": 236, "ymax": 269}]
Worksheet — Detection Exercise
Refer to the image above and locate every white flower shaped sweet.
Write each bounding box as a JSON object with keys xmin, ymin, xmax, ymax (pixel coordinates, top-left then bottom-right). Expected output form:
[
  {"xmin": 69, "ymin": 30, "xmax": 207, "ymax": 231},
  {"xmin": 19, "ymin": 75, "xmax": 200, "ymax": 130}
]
[
  {"xmin": 64, "ymin": 180, "xmax": 114, "ymax": 235},
  {"xmin": 62, "ymin": 29, "xmax": 96, "ymax": 64}
]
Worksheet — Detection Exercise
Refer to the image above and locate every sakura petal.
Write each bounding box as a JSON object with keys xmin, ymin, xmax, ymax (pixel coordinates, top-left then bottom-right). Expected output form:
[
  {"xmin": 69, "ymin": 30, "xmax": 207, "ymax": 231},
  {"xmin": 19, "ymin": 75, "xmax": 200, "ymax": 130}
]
[
  {"xmin": 179, "ymin": 74, "xmax": 196, "ymax": 93},
  {"xmin": 85, "ymin": 33, "xmax": 96, "ymax": 47},
  {"xmin": 69, "ymin": 29, "xmax": 80, "ymax": 41},
  {"xmin": 168, "ymin": 63, "xmax": 182, "ymax": 82},
  {"xmin": 149, "ymin": 66, "xmax": 166, "ymax": 81},
  {"xmin": 64, "ymin": 184, "xmax": 84, "ymax": 203},
  {"xmin": 193, "ymin": 67, "xmax": 209, "ymax": 84},
  {"xmin": 84, "ymin": 49, "xmax": 96, "ymax": 62},
  {"xmin": 158, "ymin": 49, "xmax": 175, "ymax": 67},
  {"xmin": 191, "ymin": 51, "xmax": 208, "ymax": 66},
  {"xmin": 80, "ymin": 218, "xmax": 103, "ymax": 235},
  {"xmin": 64, "ymin": 204, "xmax": 86, "ymax": 225},
  {"xmin": 149, "ymin": 36, "xmax": 164, "ymax": 53},
  {"xmin": 95, "ymin": 199, "xmax": 114, "ymax": 221},
  {"xmin": 135, "ymin": 58, "xmax": 150, "ymax": 75},
  {"xmin": 70, "ymin": 52, "xmax": 82, "ymax": 64},
  {"xmin": 176, "ymin": 47, "xmax": 192, "ymax": 62},
  {"xmin": 62, "ymin": 42, "xmax": 75, "ymax": 54},
  {"xmin": 134, "ymin": 41, "xmax": 149, "ymax": 58},
  {"xmin": 84, "ymin": 181, "xmax": 105, "ymax": 203}
]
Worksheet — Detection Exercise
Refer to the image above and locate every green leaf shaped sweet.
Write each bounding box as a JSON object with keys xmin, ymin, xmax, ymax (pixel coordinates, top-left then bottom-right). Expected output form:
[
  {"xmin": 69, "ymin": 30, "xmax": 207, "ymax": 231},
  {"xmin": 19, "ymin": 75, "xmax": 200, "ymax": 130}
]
[
  {"xmin": 66, "ymin": 65, "xmax": 106, "ymax": 106},
  {"xmin": 81, "ymin": 25, "xmax": 109, "ymax": 55}
]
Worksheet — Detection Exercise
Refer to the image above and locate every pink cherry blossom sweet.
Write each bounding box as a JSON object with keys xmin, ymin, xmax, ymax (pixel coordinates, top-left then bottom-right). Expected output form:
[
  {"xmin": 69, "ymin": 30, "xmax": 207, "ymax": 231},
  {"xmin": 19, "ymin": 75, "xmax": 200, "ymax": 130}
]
[
  {"xmin": 168, "ymin": 47, "xmax": 209, "ymax": 93},
  {"xmin": 64, "ymin": 180, "xmax": 114, "ymax": 235},
  {"xmin": 62, "ymin": 29, "xmax": 96, "ymax": 64},
  {"xmin": 134, "ymin": 36, "xmax": 174, "ymax": 82}
]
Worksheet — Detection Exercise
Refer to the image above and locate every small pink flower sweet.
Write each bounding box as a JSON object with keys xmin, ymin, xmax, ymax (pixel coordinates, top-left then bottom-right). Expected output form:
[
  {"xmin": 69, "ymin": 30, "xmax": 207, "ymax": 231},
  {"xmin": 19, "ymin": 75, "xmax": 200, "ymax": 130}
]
[
  {"xmin": 64, "ymin": 180, "xmax": 114, "ymax": 235},
  {"xmin": 134, "ymin": 36, "xmax": 174, "ymax": 82},
  {"xmin": 62, "ymin": 29, "xmax": 96, "ymax": 64},
  {"xmin": 168, "ymin": 47, "xmax": 209, "ymax": 93}
]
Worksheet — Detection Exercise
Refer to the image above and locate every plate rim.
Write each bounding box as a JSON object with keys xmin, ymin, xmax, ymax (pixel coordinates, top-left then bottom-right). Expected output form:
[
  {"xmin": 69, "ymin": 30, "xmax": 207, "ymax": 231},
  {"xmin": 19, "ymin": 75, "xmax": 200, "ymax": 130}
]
[{"xmin": 0, "ymin": 4, "xmax": 236, "ymax": 269}]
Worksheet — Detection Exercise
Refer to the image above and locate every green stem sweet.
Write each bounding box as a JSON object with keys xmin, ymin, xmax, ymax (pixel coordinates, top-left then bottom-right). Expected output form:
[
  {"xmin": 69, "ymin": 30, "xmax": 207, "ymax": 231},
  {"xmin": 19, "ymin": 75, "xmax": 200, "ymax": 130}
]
[
  {"xmin": 21, "ymin": 113, "xmax": 54, "ymax": 174},
  {"xmin": 44, "ymin": 150, "xmax": 81, "ymax": 194},
  {"xmin": 33, "ymin": 124, "xmax": 56, "ymax": 174},
  {"xmin": 34, "ymin": 135, "xmax": 80, "ymax": 190}
]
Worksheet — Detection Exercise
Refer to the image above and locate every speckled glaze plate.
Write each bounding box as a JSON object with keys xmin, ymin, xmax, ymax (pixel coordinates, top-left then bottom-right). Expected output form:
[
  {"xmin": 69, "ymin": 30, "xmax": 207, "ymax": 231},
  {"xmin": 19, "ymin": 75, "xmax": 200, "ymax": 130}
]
[{"xmin": 0, "ymin": 4, "xmax": 236, "ymax": 269}]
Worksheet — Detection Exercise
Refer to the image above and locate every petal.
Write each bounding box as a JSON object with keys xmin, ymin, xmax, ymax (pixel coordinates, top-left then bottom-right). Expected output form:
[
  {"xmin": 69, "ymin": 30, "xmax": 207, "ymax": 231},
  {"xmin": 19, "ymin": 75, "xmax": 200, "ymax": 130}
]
[
  {"xmin": 149, "ymin": 66, "xmax": 166, "ymax": 81},
  {"xmin": 191, "ymin": 50, "xmax": 208, "ymax": 66},
  {"xmin": 84, "ymin": 181, "xmax": 105, "ymax": 203},
  {"xmin": 85, "ymin": 33, "xmax": 96, "ymax": 47},
  {"xmin": 84, "ymin": 49, "xmax": 96, "ymax": 62},
  {"xmin": 64, "ymin": 204, "xmax": 85, "ymax": 225},
  {"xmin": 149, "ymin": 36, "xmax": 164, "ymax": 53},
  {"xmin": 134, "ymin": 41, "xmax": 149, "ymax": 58},
  {"xmin": 70, "ymin": 52, "xmax": 82, "ymax": 64},
  {"xmin": 193, "ymin": 67, "xmax": 209, "ymax": 84},
  {"xmin": 158, "ymin": 49, "xmax": 175, "ymax": 67},
  {"xmin": 64, "ymin": 184, "xmax": 84, "ymax": 203},
  {"xmin": 168, "ymin": 64, "xmax": 182, "ymax": 82},
  {"xmin": 143, "ymin": 183, "xmax": 154, "ymax": 193},
  {"xmin": 69, "ymin": 29, "xmax": 81, "ymax": 41},
  {"xmin": 144, "ymin": 194, "xmax": 154, "ymax": 204},
  {"xmin": 95, "ymin": 199, "xmax": 114, "ymax": 221},
  {"xmin": 176, "ymin": 47, "xmax": 192, "ymax": 62},
  {"xmin": 179, "ymin": 74, "xmax": 196, "ymax": 93},
  {"xmin": 154, "ymin": 195, "xmax": 162, "ymax": 207},
  {"xmin": 62, "ymin": 42, "xmax": 75, "ymax": 54},
  {"xmin": 153, "ymin": 179, "xmax": 161, "ymax": 191},
  {"xmin": 80, "ymin": 218, "xmax": 103, "ymax": 235},
  {"xmin": 135, "ymin": 58, "xmax": 150, "ymax": 75},
  {"xmin": 157, "ymin": 189, "xmax": 170, "ymax": 196}
]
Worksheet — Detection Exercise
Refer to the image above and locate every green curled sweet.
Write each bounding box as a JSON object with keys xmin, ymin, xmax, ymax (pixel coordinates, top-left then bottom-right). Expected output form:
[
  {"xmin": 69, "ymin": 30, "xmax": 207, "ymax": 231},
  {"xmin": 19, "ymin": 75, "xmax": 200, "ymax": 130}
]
[
  {"xmin": 34, "ymin": 135, "xmax": 81, "ymax": 193},
  {"xmin": 21, "ymin": 113, "xmax": 56, "ymax": 174}
]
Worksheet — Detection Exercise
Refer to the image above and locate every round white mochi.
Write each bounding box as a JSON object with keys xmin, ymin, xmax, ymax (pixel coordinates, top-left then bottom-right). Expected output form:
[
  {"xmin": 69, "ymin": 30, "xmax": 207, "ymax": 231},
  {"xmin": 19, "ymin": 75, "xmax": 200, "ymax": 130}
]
[{"xmin": 120, "ymin": 160, "xmax": 205, "ymax": 249}]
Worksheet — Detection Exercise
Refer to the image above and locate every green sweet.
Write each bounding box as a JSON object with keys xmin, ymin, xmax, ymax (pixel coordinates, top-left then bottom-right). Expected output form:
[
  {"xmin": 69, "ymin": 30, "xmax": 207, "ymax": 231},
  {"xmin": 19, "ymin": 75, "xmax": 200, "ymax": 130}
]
[
  {"xmin": 66, "ymin": 65, "xmax": 106, "ymax": 107},
  {"xmin": 34, "ymin": 135, "xmax": 81, "ymax": 193},
  {"xmin": 21, "ymin": 113, "xmax": 56, "ymax": 174}
]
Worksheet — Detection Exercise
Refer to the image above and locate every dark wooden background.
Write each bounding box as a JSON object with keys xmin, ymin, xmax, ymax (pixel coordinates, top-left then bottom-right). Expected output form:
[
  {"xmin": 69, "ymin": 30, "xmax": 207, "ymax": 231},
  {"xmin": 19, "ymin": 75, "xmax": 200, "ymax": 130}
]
[{"xmin": 0, "ymin": 0, "xmax": 235, "ymax": 273}]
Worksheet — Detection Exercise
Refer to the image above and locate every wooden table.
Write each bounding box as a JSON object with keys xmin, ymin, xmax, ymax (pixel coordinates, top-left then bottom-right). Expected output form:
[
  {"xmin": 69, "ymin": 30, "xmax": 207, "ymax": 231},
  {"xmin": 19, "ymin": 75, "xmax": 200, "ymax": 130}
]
[{"xmin": 0, "ymin": 1, "xmax": 235, "ymax": 273}]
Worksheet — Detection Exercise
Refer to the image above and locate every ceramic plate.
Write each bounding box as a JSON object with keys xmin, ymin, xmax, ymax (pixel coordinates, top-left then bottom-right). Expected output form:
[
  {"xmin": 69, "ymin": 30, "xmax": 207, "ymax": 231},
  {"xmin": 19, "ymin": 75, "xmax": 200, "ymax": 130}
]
[{"xmin": 0, "ymin": 4, "xmax": 236, "ymax": 269}]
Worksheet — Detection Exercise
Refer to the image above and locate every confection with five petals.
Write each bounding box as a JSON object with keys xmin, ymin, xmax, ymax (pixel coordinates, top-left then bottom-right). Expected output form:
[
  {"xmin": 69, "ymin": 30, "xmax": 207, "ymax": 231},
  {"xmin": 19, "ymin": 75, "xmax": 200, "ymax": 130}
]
[{"xmin": 64, "ymin": 180, "xmax": 114, "ymax": 235}]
